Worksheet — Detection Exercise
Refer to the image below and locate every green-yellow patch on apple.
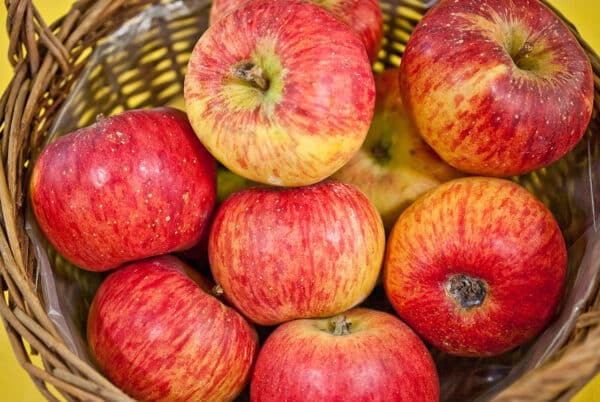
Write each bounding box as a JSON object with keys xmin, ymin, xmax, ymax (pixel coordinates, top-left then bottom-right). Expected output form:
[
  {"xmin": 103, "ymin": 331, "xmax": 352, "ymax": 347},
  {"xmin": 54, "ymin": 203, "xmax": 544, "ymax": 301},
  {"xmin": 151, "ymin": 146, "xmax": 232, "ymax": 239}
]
[
  {"xmin": 333, "ymin": 68, "xmax": 463, "ymax": 230},
  {"xmin": 223, "ymin": 38, "xmax": 286, "ymax": 114}
]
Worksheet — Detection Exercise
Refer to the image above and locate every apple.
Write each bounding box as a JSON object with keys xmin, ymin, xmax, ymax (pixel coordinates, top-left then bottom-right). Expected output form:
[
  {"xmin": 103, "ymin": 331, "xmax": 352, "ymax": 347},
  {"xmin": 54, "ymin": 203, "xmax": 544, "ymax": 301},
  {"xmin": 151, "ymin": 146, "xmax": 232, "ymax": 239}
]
[
  {"xmin": 87, "ymin": 255, "xmax": 258, "ymax": 402},
  {"xmin": 209, "ymin": 0, "xmax": 383, "ymax": 62},
  {"xmin": 216, "ymin": 165, "xmax": 261, "ymax": 204},
  {"xmin": 185, "ymin": 0, "xmax": 375, "ymax": 187},
  {"xmin": 177, "ymin": 166, "xmax": 262, "ymax": 271},
  {"xmin": 29, "ymin": 107, "xmax": 217, "ymax": 271},
  {"xmin": 250, "ymin": 308, "xmax": 439, "ymax": 402},
  {"xmin": 176, "ymin": 165, "xmax": 261, "ymax": 270},
  {"xmin": 209, "ymin": 180, "xmax": 385, "ymax": 326},
  {"xmin": 333, "ymin": 68, "xmax": 463, "ymax": 231},
  {"xmin": 384, "ymin": 177, "xmax": 567, "ymax": 357},
  {"xmin": 399, "ymin": 0, "xmax": 594, "ymax": 176}
]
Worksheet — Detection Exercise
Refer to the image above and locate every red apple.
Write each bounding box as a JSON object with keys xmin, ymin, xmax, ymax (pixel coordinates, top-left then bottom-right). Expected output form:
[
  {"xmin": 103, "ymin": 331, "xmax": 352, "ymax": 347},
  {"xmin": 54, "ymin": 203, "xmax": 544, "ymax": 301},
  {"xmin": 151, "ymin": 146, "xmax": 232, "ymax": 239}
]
[
  {"xmin": 209, "ymin": 0, "xmax": 383, "ymax": 62},
  {"xmin": 209, "ymin": 180, "xmax": 385, "ymax": 326},
  {"xmin": 185, "ymin": 0, "xmax": 375, "ymax": 187},
  {"xmin": 384, "ymin": 177, "xmax": 567, "ymax": 357},
  {"xmin": 399, "ymin": 0, "xmax": 594, "ymax": 176},
  {"xmin": 87, "ymin": 255, "xmax": 258, "ymax": 402},
  {"xmin": 29, "ymin": 107, "xmax": 216, "ymax": 271},
  {"xmin": 333, "ymin": 68, "xmax": 463, "ymax": 230},
  {"xmin": 250, "ymin": 308, "xmax": 439, "ymax": 402}
]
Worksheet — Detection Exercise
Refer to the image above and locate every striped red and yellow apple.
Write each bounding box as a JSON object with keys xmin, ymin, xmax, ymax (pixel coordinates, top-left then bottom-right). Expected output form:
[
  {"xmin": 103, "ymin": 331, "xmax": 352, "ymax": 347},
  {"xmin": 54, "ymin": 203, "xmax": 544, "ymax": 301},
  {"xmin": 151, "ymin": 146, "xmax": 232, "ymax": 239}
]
[
  {"xmin": 87, "ymin": 255, "xmax": 258, "ymax": 402},
  {"xmin": 209, "ymin": 0, "xmax": 383, "ymax": 63},
  {"xmin": 333, "ymin": 68, "xmax": 463, "ymax": 231},
  {"xmin": 29, "ymin": 107, "xmax": 216, "ymax": 271},
  {"xmin": 184, "ymin": 0, "xmax": 375, "ymax": 187},
  {"xmin": 399, "ymin": 0, "xmax": 594, "ymax": 176},
  {"xmin": 384, "ymin": 177, "xmax": 567, "ymax": 357},
  {"xmin": 251, "ymin": 308, "xmax": 439, "ymax": 402},
  {"xmin": 209, "ymin": 180, "xmax": 385, "ymax": 326}
]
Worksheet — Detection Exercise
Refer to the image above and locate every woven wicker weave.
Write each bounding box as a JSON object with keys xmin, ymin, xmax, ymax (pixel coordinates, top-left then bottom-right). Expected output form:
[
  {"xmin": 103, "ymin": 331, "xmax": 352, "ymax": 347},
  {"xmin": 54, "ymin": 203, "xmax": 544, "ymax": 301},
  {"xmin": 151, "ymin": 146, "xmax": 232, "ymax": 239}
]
[{"xmin": 1, "ymin": 0, "xmax": 599, "ymax": 401}]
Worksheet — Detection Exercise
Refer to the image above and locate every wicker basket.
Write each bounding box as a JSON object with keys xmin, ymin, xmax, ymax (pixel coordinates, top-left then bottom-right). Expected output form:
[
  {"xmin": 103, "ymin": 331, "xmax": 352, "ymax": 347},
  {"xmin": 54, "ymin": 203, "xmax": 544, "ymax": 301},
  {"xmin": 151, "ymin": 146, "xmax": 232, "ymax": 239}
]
[{"xmin": 1, "ymin": 0, "xmax": 599, "ymax": 401}]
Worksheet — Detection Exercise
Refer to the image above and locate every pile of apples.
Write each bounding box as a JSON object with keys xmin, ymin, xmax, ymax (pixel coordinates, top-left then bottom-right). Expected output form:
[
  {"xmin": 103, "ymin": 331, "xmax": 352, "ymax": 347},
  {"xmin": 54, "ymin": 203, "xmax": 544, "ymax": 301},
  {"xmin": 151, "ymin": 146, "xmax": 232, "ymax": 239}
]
[{"xmin": 28, "ymin": 0, "xmax": 595, "ymax": 400}]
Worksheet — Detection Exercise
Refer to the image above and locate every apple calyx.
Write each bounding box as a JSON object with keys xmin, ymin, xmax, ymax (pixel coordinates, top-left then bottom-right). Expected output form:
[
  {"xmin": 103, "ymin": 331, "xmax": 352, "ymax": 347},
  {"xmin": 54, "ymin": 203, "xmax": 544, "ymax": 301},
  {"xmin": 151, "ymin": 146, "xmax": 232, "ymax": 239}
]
[
  {"xmin": 328, "ymin": 315, "xmax": 352, "ymax": 336},
  {"xmin": 369, "ymin": 138, "xmax": 393, "ymax": 165},
  {"xmin": 446, "ymin": 274, "xmax": 487, "ymax": 308},
  {"xmin": 232, "ymin": 61, "xmax": 269, "ymax": 91}
]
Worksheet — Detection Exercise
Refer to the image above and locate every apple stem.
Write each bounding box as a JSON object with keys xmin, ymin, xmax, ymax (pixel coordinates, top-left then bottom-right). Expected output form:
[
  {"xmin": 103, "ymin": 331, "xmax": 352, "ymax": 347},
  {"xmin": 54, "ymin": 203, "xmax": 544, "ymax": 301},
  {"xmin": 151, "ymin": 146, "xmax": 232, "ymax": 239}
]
[
  {"xmin": 512, "ymin": 41, "xmax": 534, "ymax": 67},
  {"xmin": 330, "ymin": 315, "xmax": 352, "ymax": 336},
  {"xmin": 232, "ymin": 62, "xmax": 269, "ymax": 91},
  {"xmin": 446, "ymin": 274, "xmax": 487, "ymax": 308},
  {"xmin": 212, "ymin": 284, "xmax": 224, "ymax": 297}
]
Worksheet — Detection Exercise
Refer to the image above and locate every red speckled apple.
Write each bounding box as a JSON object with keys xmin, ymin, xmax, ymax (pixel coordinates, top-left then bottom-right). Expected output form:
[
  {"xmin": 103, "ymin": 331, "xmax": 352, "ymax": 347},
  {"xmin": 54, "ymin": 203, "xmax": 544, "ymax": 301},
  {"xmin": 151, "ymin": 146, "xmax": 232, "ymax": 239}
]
[
  {"xmin": 399, "ymin": 0, "xmax": 594, "ymax": 176},
  {"xmin": 333, "ymin": 68, "xmax": 463, "ymax": 231},
  {"xmin": 29, "ymin": 107, "xmax": 216, "ymax": 271},
  {"xmin": 87, "ymin": 255, "xmax": 258, "ymax": 402},
  {"xmin": 185, "ymin": 0, "xmax": 375, "ymax": 187},
  {"xmin": 209, "ymin": 0, "xmax": 383, "ymax": 62},
  {"xmin": 384, "ymin": 177, "xmax": 567, "ymax": 357},
  {"xmin": 250, "ymin": 308, "xmax": 439, "ymax": 402},
  {"xmin": 209, "ymin": 180, "xmax": 385, "ymax": 326}
]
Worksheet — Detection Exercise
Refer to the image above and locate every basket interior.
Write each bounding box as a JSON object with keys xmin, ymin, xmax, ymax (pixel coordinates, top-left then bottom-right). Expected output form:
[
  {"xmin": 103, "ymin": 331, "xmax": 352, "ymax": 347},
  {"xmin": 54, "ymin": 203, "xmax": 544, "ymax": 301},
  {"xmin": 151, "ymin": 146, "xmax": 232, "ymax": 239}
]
[{"xmin": 22, "ymin": 0, "xmax": 600, "ymax": 401}]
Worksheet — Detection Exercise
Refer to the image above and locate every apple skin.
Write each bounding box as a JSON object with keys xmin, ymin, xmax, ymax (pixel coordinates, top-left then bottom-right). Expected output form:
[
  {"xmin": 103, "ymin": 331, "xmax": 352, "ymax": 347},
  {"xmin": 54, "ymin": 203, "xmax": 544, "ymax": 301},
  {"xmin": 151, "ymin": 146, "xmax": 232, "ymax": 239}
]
[
  {"xmin": 209, "ymin": 180, "xmax": 385, "ymax": 326},
  {"xmin": 87, "ymin": 255, "xmax": 258, "ymax": 402},
  {"xmin": 29, "ymin": 107, "xmax": 217, "ymax": 272},
  {"xmin": 399, "ymin": 0, "xmax": 594, "ymax": 176},
  {"xmin": 384, "ymin": 177, "xmax": 567, "ymax": 357},
  {"xmin": 185, "ymin": 0, "xmax": 375, "ymax": 187},
  {"xmin": 250, "ymin": 308, "xmax": 439, "ymax": 402},
  {"xmin": 333, "ymin": 68, "xmax": 463, "ymax": 231},
  {"xmin": 209, "ymin": 0, "xmax": 383, "ymax": 63}
]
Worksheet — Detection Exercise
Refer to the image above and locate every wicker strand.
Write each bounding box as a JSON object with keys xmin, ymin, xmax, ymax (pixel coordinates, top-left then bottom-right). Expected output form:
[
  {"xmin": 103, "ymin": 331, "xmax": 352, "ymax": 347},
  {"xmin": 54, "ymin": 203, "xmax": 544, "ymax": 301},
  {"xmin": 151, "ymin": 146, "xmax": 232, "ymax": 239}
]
[
  {"xmin": 492, "ymin": 326, "xmax": 600, "ymax": 401},
  {"xmin": 1, "ymin": 319, "xmax": 60, "ymax": 401},
  {"xmin": 12, "ymin": 307, "xmax": 135, "ymax": 400},
  {"xmin": 0, "ymin": 303, "xmax": 69, "ymax": 372},
  {"xmin": 30, "ymin": 6, "xmax": 70, "ymax": 72},
  {"xmin": 6, "ymin": 0, "xmax": 31, "ymax": 68},
  {"xmin": 0, "ymin": 170, "xmax": 59, "ymax": 337},
  {"xmin": 24, "ymin": 362, "xmax": 108, "ymax": 402},
  {"xmin": 0, "ymin": 255, "xmax": 26, "ymax": 312},
  {"xmin": 52, "ymin": 368, "xmax": 135, "ymax": 402}
]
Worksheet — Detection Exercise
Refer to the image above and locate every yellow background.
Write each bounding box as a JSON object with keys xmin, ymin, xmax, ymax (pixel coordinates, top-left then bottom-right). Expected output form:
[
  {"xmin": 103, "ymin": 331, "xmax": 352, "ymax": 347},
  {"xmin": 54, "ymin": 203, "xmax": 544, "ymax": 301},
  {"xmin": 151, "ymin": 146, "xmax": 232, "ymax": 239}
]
[{"xmin": 0, "ymin": 0, "xmax": 599, "ymax": 401}]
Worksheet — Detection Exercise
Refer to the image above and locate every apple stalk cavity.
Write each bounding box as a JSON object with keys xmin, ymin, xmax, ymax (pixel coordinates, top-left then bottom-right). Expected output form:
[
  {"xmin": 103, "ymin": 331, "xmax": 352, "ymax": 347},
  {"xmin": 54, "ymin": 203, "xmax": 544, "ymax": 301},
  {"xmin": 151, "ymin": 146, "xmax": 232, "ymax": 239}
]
[
  {"xmin": 232, "ymin": 62, "xmax": 269, "ymax": 91},
  {"xmin": 510, "ymin": 41, "xmax": 535, "ymax": 70},
  {"xmin": 328, "ymin": 315, "xmax": 352, "ymax": 336}
]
